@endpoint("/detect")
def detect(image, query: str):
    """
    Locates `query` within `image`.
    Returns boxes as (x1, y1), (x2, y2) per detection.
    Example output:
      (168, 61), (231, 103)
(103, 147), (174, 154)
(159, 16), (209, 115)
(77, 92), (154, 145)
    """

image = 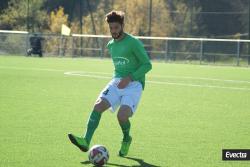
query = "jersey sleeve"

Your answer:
(130, 39), (152, 81)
